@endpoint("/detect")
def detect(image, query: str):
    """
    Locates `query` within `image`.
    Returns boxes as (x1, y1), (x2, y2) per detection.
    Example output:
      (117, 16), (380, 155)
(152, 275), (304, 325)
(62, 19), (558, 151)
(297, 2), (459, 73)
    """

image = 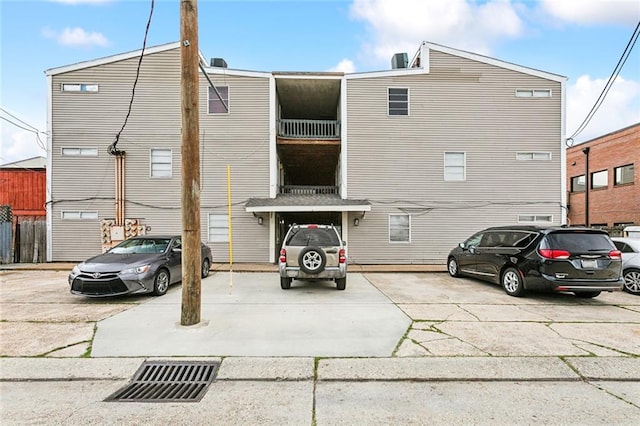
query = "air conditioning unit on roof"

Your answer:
(391, 53), (408, 69)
